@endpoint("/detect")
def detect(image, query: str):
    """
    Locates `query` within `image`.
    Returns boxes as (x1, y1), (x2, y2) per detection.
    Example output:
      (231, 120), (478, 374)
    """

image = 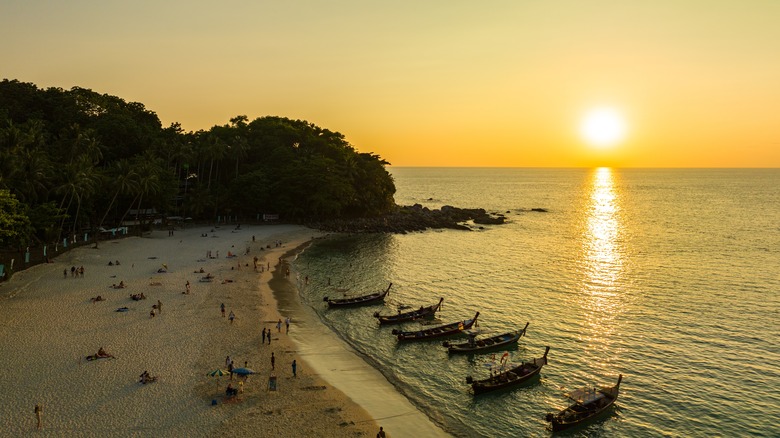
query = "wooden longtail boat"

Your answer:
(323, 283), (392, 307)
(545, 374), (623, 432)
(466, 346), (549, 395)
(393, 312), (479, 341)
(374, 298), (444, 325)
(443, 322), (529, 354)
